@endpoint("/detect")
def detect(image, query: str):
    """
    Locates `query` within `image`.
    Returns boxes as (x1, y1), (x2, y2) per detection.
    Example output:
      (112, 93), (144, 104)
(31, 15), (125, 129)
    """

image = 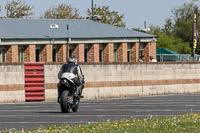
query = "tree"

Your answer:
(151, 0), (200, 54)
(42, 3), (83, 19)
(162, 18), (174, 35)
(149, 25), (162, 35)
(171, 0), (198, 42)
(167, 0), (200, 54)
(87, 4), (126, 28)
(5, 0), (34, 18)
(171, 0), (200, 54)
(149, 25), (191, 54)
(156, 32), (191, 54)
